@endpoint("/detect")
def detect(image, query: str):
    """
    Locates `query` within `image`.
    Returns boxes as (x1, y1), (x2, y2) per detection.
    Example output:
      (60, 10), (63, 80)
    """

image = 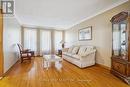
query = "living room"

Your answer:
(0, 0), (130, 87)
